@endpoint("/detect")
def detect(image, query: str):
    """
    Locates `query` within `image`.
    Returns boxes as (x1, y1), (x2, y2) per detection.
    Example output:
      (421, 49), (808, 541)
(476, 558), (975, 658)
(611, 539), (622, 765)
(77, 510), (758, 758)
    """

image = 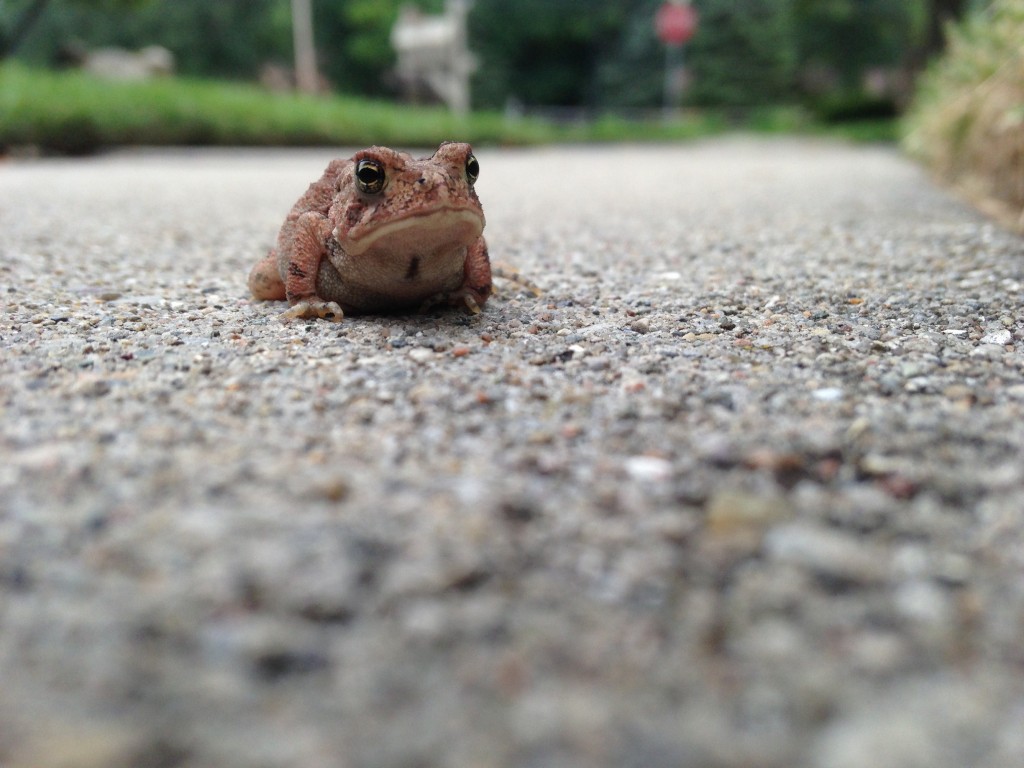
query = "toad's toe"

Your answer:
(281, 300), (345, 322)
